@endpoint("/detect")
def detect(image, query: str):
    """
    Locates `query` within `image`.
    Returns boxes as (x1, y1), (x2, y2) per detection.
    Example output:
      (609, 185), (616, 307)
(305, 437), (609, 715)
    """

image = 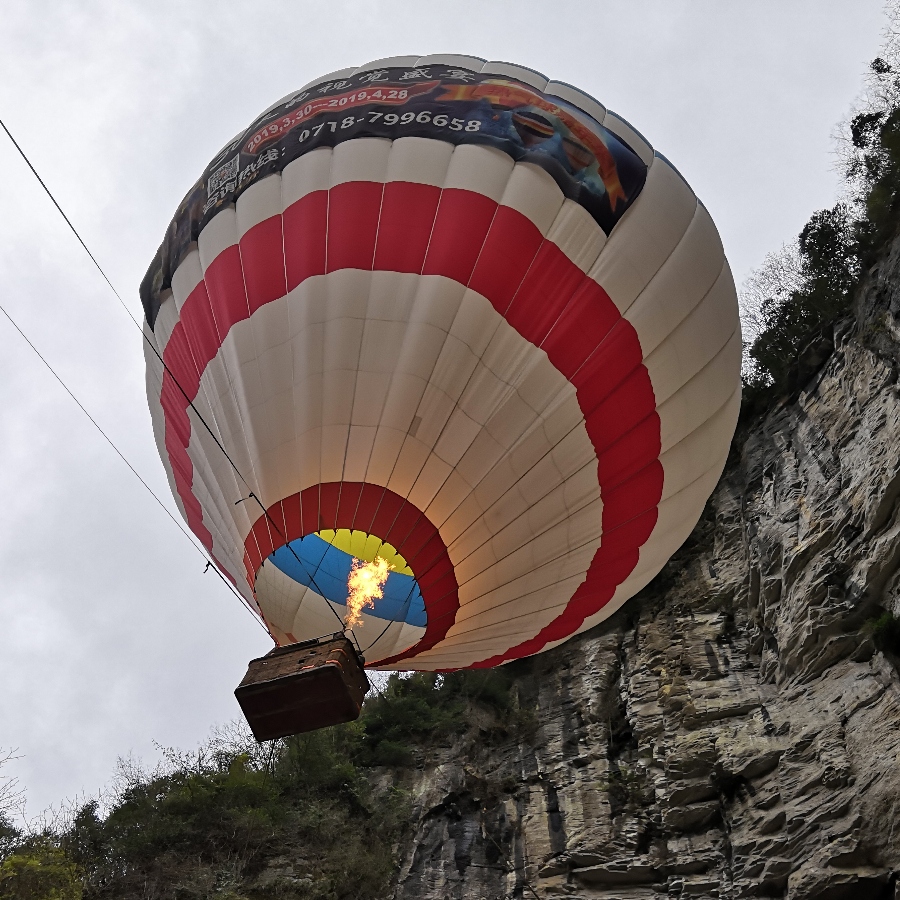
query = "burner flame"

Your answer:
(345, 557), (391, 628)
